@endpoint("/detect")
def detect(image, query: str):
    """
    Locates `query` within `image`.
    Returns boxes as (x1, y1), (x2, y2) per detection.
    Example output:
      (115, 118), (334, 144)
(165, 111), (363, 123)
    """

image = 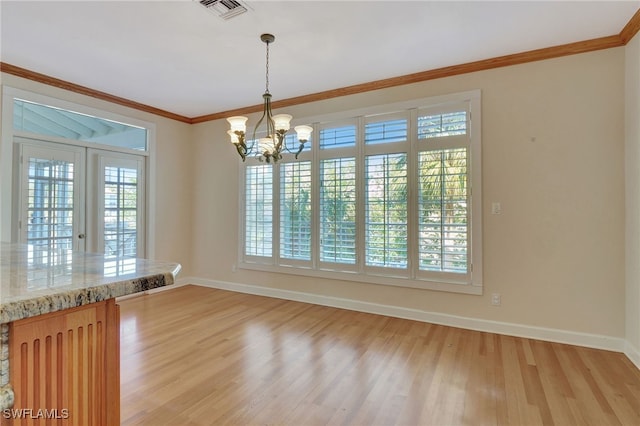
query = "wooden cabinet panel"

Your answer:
(6, 300), (119, 425)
